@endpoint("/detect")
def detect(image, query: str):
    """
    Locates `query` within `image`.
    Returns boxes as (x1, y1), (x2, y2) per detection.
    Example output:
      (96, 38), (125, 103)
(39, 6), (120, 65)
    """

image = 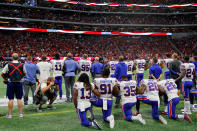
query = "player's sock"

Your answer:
(184, 100), (191, 114)
(164, 106), (168, 113)
(88, 107), (94, 121)
(106, 115), (115, 128)
(176, 114), (184, 119)
(190, 104), (193, 110)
